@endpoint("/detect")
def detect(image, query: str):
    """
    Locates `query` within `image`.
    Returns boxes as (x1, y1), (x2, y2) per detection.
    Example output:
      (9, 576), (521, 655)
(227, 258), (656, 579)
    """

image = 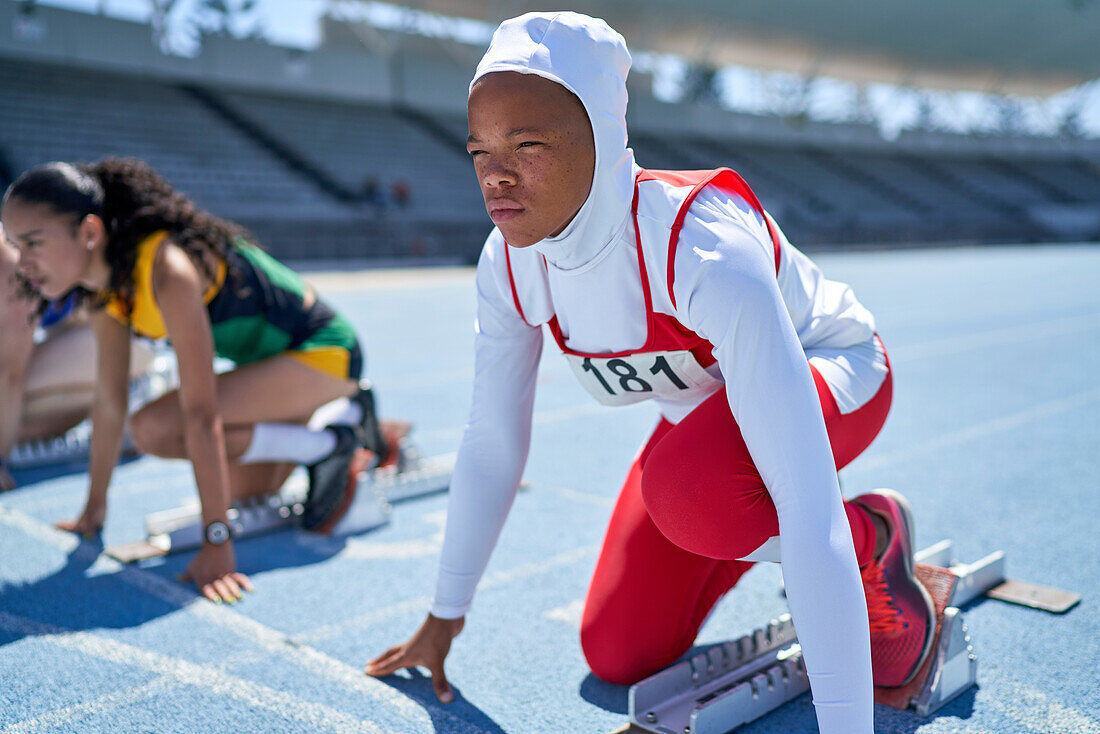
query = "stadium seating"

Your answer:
(2, 56), (1097, 260)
